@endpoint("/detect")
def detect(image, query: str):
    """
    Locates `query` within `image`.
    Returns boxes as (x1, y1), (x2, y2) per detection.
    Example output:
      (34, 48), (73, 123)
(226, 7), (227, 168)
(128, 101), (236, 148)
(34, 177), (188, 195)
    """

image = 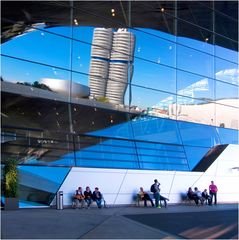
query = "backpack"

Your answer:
(150, 184), (156, 193)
